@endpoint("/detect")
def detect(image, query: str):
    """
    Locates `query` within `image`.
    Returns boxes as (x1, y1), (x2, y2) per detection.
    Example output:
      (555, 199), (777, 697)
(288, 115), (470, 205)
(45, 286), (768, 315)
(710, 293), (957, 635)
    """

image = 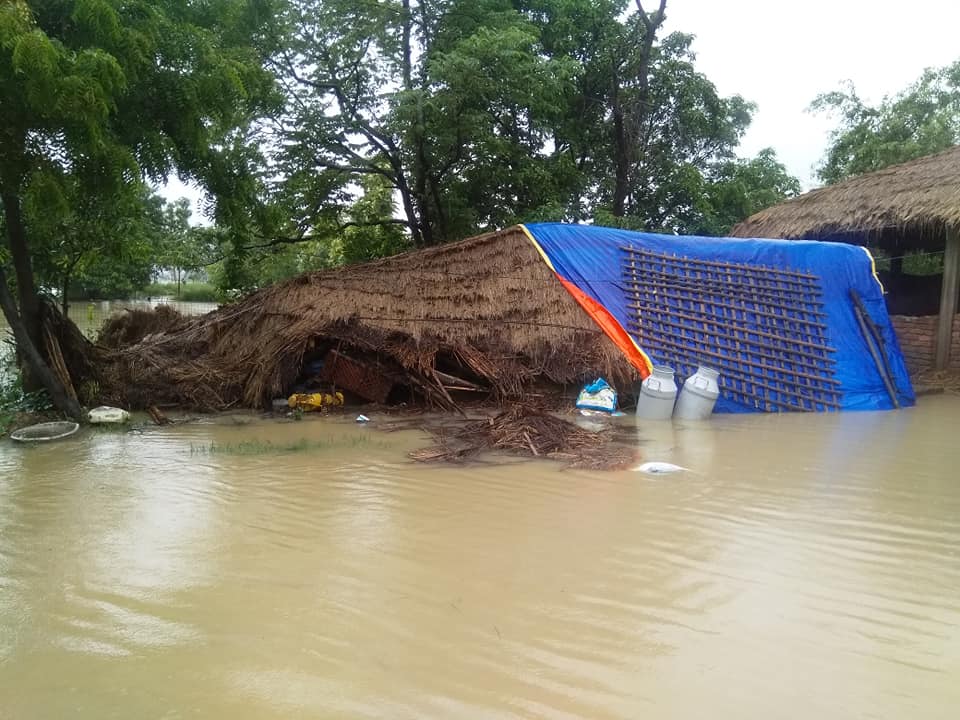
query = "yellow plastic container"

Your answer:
(287, 392), (344, 411)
